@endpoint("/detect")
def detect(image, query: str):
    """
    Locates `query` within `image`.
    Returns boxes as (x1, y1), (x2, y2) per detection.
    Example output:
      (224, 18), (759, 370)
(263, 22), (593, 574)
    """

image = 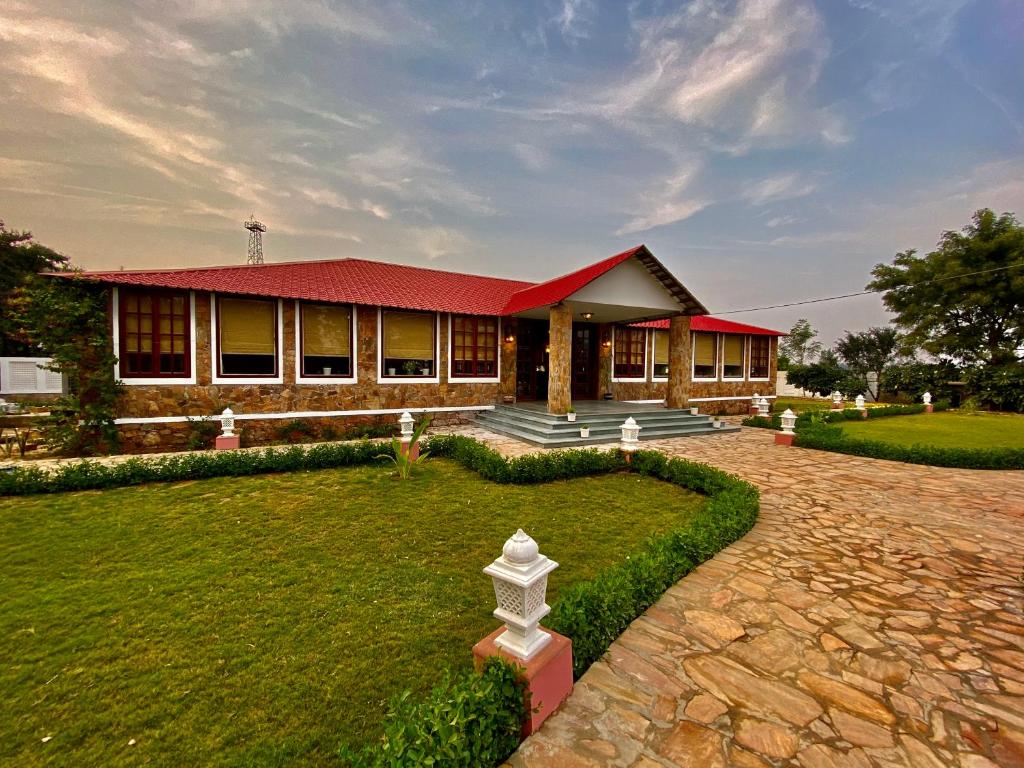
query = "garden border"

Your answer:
(0, 436), (759, 767)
